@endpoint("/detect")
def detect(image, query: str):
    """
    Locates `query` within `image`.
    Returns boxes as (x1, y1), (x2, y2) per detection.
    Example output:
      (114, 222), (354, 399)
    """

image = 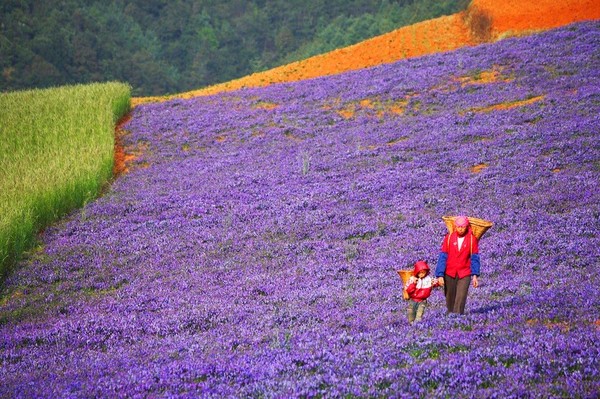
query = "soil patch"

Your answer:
(475, 0), (600, 38)
(113, 114), (135, 176)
